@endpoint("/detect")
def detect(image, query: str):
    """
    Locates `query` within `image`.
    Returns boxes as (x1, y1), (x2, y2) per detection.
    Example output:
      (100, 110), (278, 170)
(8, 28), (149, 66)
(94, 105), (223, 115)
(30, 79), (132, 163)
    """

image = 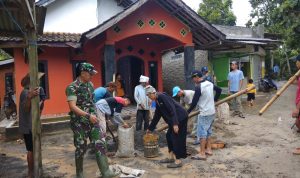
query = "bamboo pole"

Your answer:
(259, 70), (300, 116)
(26, 2), (43, 177)
(156, 85), (255, 132)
